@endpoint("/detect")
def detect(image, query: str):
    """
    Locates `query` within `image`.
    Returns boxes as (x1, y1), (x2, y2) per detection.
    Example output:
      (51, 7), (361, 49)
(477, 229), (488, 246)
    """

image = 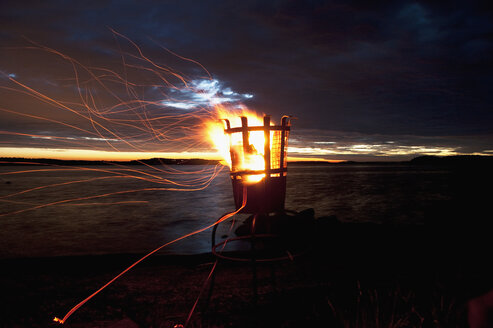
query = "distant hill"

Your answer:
(1, 155), (492, 166)
(291, 155), (493, 166)
(0, 157), (220, 166)
(129, 158), (220, 166)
